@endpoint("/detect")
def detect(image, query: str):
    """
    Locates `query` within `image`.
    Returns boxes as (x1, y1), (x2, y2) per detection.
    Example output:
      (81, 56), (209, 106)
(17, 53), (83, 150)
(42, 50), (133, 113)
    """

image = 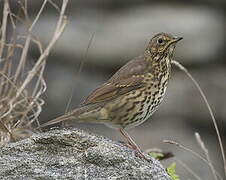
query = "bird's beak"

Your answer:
(173, 36), (183, 43)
